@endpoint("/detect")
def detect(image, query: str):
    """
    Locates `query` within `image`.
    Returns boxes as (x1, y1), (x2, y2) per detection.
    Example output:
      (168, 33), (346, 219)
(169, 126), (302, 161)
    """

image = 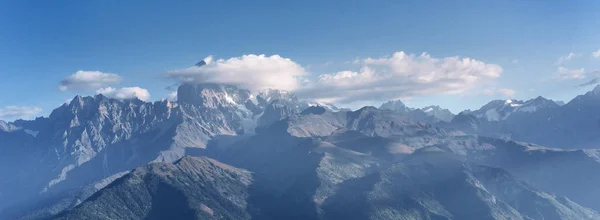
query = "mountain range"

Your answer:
(2, 82), (600, 219)
(447, 85), (600, 149)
